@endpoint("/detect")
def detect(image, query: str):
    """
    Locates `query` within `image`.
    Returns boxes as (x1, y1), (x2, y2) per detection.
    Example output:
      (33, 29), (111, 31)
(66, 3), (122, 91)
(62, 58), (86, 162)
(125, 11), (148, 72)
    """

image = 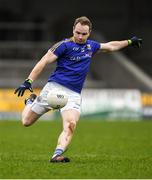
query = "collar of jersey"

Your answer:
(70, 37), (87, 45)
